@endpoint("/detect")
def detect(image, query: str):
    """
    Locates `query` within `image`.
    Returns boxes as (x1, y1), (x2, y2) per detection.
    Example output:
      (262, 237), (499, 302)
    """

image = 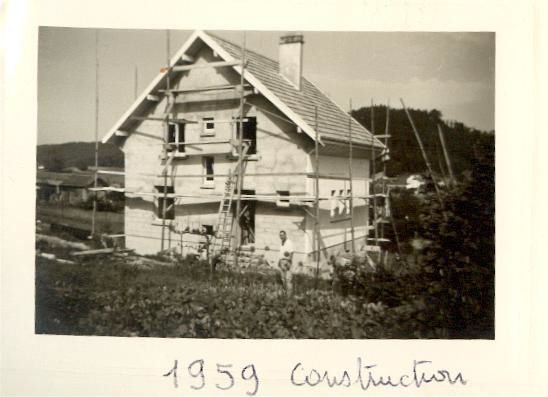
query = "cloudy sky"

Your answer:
(38, 28), (495, 145)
